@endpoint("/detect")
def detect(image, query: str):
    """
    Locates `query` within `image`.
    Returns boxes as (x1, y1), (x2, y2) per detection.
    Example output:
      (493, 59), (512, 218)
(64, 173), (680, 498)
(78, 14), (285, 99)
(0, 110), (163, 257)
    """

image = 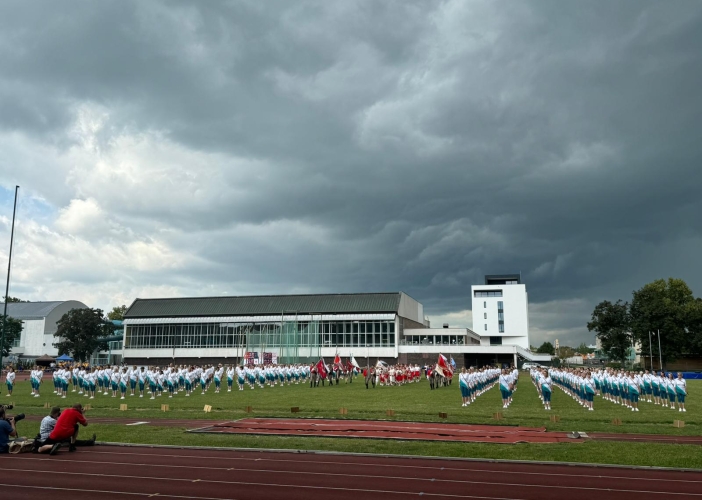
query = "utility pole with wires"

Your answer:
(1, 186), (19, 370)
